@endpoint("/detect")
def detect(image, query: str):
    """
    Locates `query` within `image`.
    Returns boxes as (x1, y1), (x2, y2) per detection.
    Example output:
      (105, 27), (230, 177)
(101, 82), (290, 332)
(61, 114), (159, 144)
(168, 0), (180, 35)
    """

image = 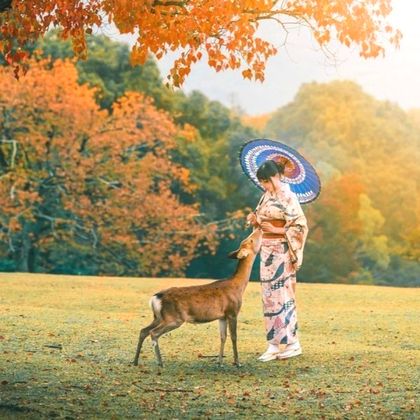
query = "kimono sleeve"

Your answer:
(282, 188), (309, 271)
